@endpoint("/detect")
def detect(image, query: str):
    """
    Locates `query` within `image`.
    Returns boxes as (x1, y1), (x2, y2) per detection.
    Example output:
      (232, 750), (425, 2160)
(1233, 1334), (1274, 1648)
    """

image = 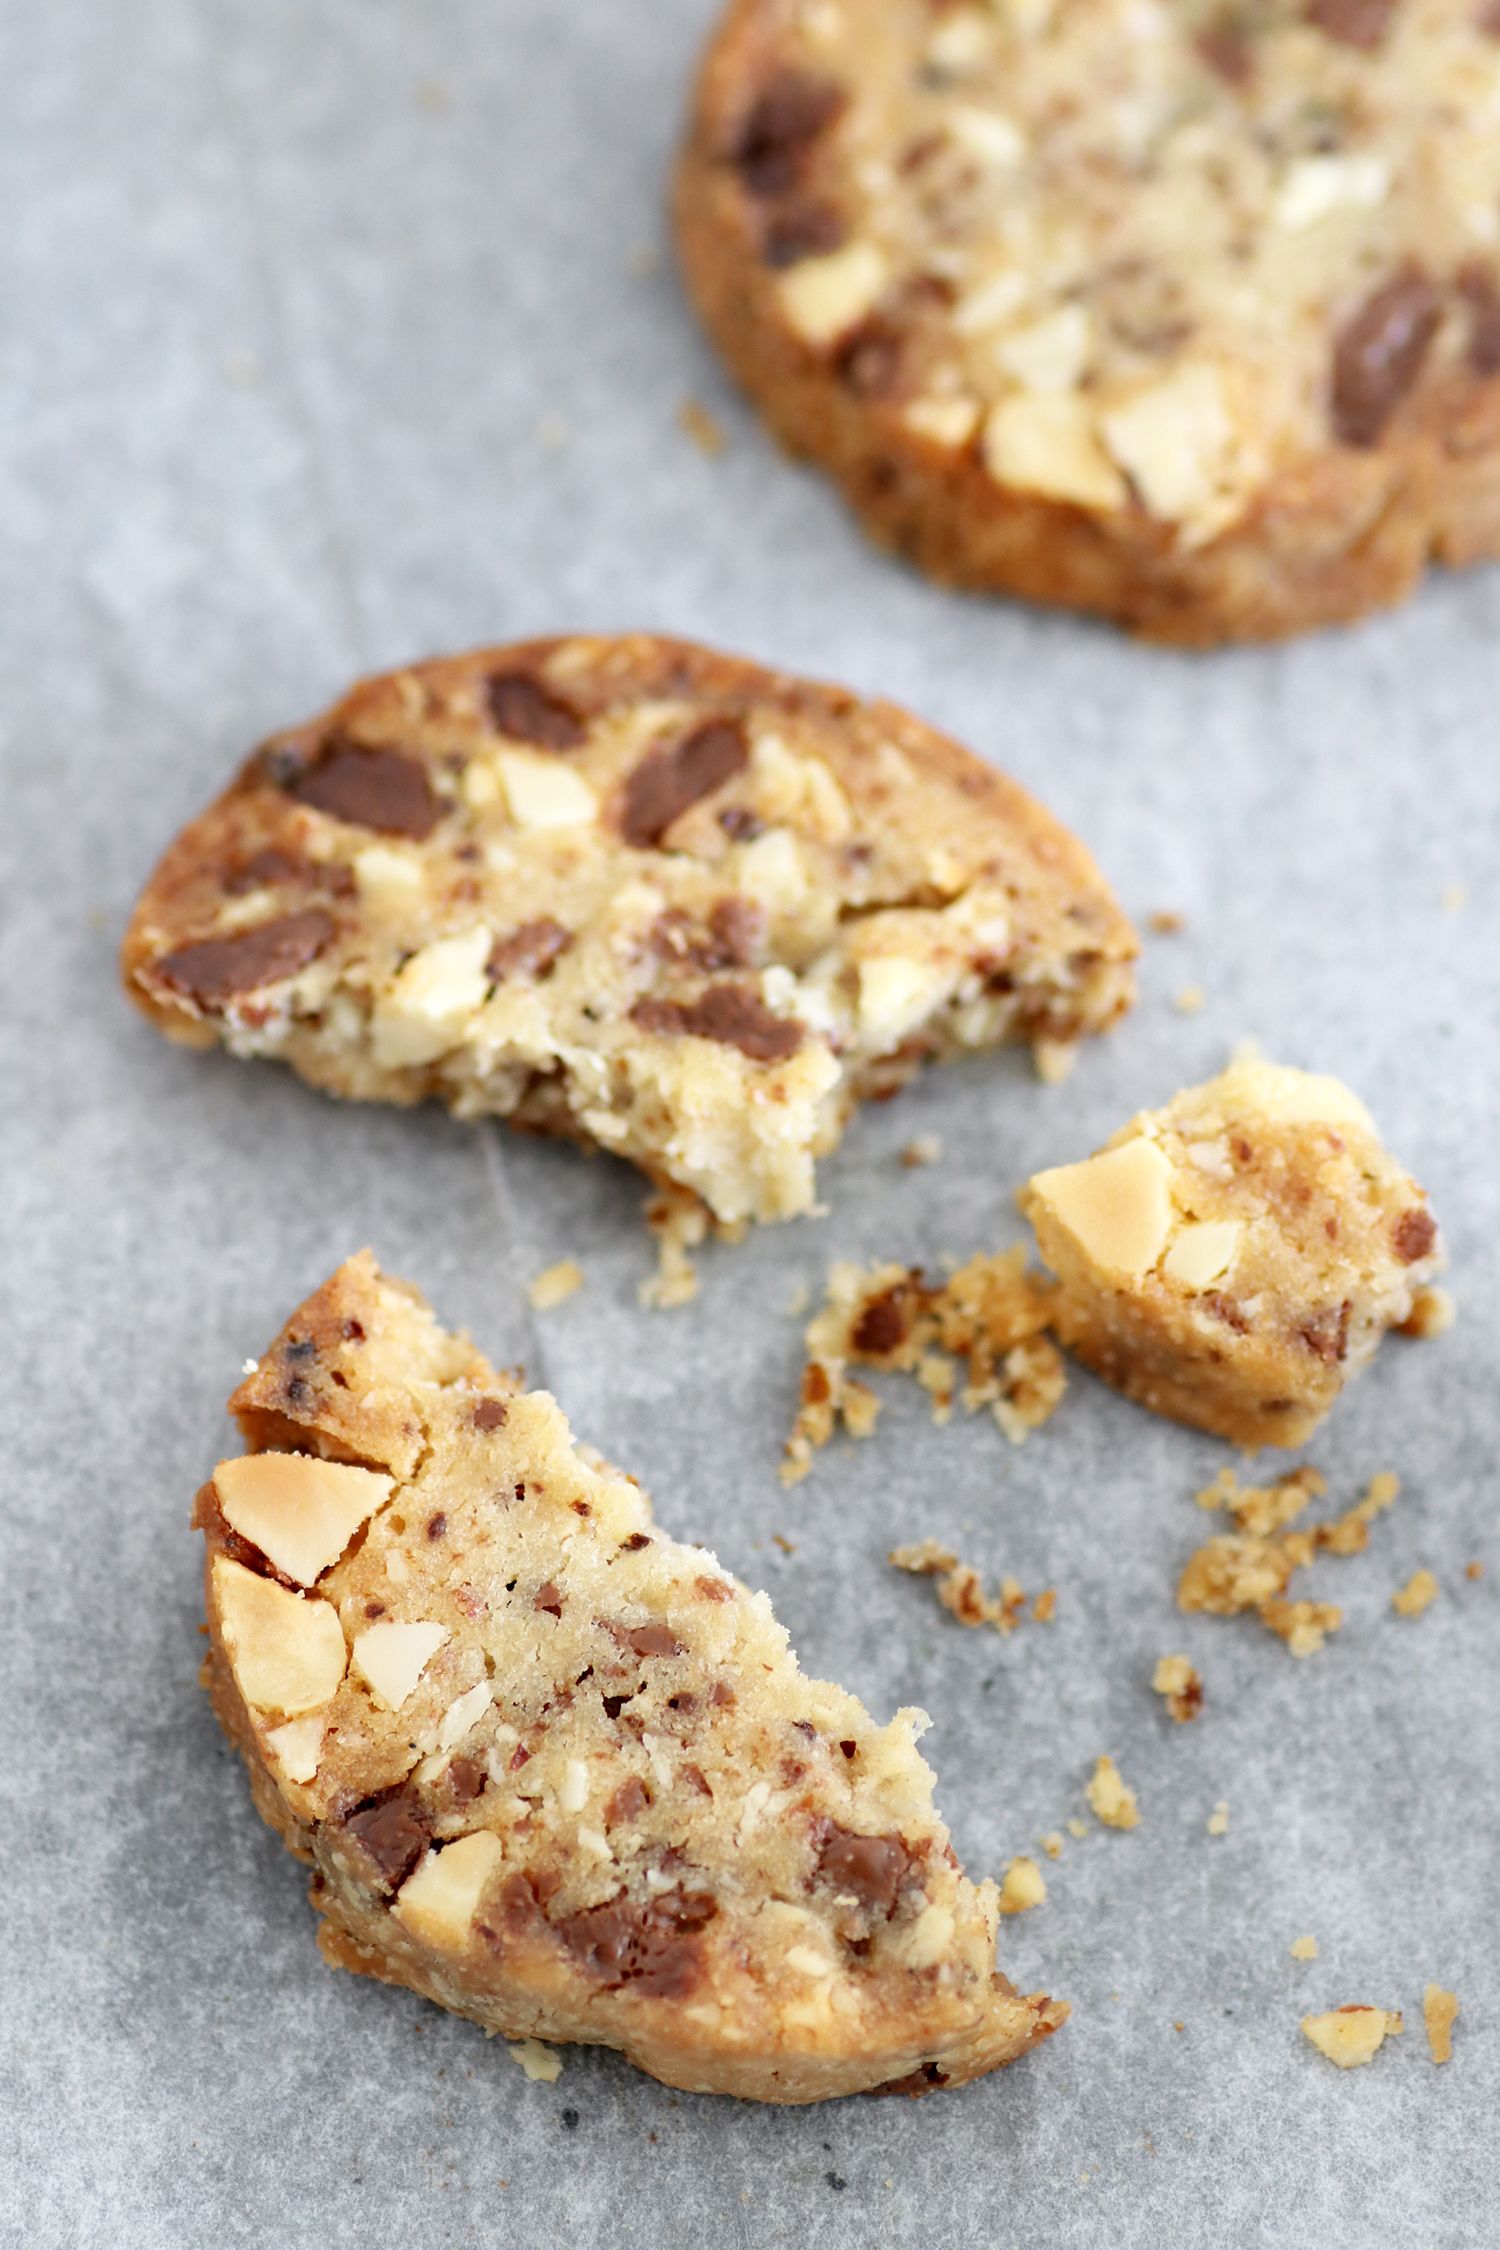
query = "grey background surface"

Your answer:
(2, 2), (1497, 2244)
